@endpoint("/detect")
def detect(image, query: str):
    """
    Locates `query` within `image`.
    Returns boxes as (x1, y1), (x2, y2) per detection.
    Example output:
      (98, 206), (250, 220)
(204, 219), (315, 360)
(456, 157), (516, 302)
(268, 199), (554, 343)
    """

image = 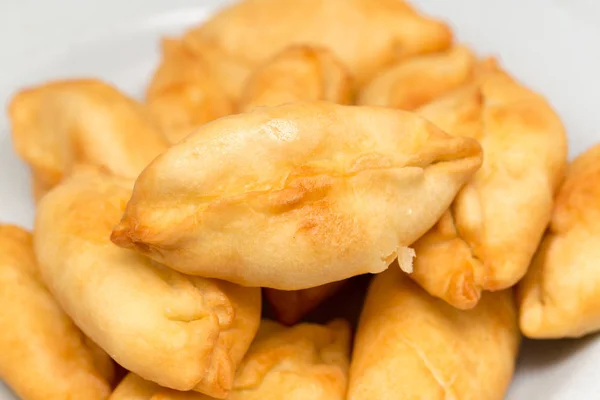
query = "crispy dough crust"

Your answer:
(0, 225), (114, 400)
(34, 168), (261, 398)
(111, 319), (350, 400)
(518, 143), (600, 338)
(8, 79), (168, 190)
(348, 266), (519, 400)
(410, 61), (568, 309)
(111, 102), (482, 289)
